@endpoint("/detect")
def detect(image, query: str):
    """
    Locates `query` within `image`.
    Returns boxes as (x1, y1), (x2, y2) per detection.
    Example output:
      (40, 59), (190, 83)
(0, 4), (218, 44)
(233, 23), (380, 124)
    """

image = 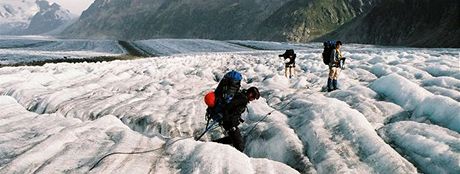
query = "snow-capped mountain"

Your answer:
(22, 1), (74, 34)
(0, 0), (74, 35)
(0, 0), (39, 34)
